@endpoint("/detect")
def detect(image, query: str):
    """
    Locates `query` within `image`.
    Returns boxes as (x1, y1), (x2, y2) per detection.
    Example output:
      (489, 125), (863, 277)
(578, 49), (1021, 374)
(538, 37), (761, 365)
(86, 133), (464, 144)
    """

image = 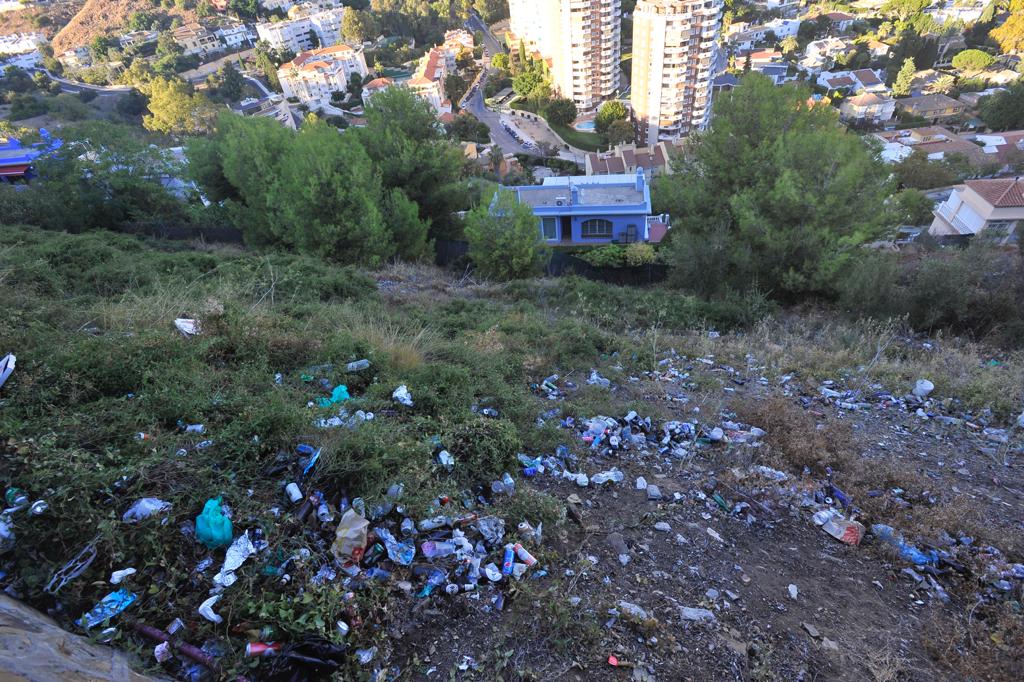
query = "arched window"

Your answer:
(581, 218), (613, 238)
